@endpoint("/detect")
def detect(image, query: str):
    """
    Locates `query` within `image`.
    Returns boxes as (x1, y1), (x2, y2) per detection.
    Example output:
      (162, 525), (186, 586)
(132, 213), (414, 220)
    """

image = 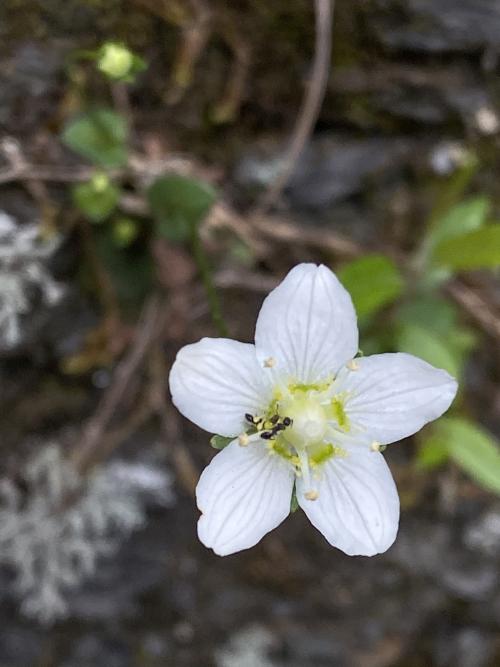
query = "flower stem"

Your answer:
(191, 230), (228, 336)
